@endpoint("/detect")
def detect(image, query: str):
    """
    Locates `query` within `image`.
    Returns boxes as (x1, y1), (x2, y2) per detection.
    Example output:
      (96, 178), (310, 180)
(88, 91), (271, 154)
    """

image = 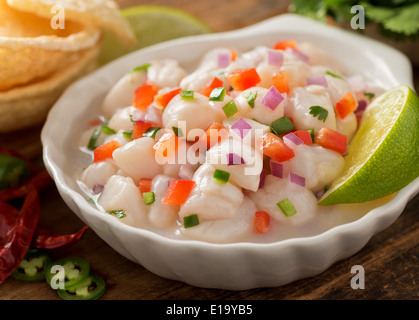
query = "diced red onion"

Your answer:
(231, 117), (252, 139)
(290, 172), (305, 187)
(261, 86), (284, 110)
(92, 184), (104, 194)
(145, 105), (162, 126)
(286, 48), (309, 64)
(227, 153), (245, 166)
(355, 100), (367, 113)
(258, 169), (266, 189)
(270, 161), (283, 179)
(306, 75), (328, 87)
(283, 132), (303, 146)
(268, 50), (283, 66)
(132, 109), (146, 122)
(178, 165), (195, 180)
(218, 52), (231, 68)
